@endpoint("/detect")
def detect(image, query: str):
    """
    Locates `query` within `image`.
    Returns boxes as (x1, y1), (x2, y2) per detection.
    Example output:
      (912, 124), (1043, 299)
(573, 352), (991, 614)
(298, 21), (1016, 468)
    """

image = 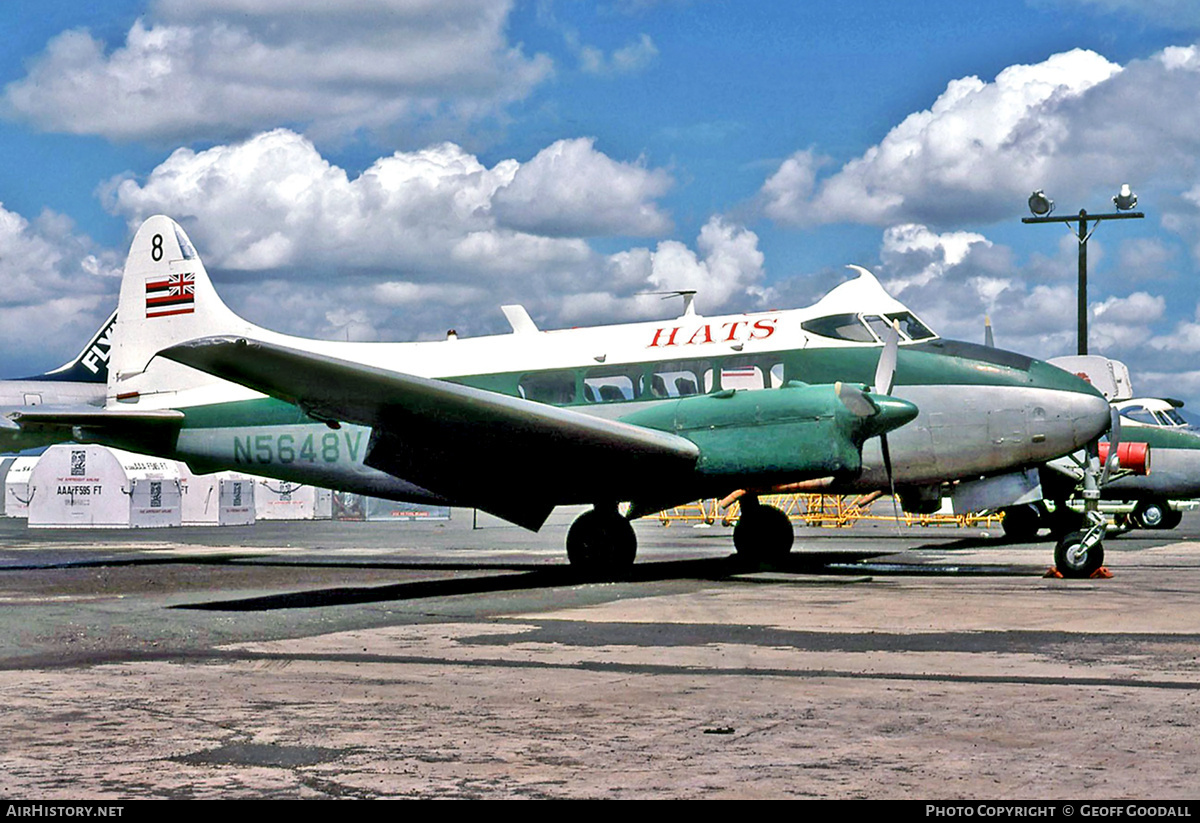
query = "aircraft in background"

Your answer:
(6, 216), (1113, 575)
(1047, 356), (1200, 533)
(0, 311), (117, 452)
